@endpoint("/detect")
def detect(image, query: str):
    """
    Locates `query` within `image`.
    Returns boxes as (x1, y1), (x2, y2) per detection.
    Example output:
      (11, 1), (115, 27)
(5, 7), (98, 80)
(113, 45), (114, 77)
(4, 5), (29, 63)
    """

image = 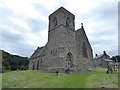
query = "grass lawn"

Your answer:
(0, 74), (2, 89)
(2, 67), (119, 88)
